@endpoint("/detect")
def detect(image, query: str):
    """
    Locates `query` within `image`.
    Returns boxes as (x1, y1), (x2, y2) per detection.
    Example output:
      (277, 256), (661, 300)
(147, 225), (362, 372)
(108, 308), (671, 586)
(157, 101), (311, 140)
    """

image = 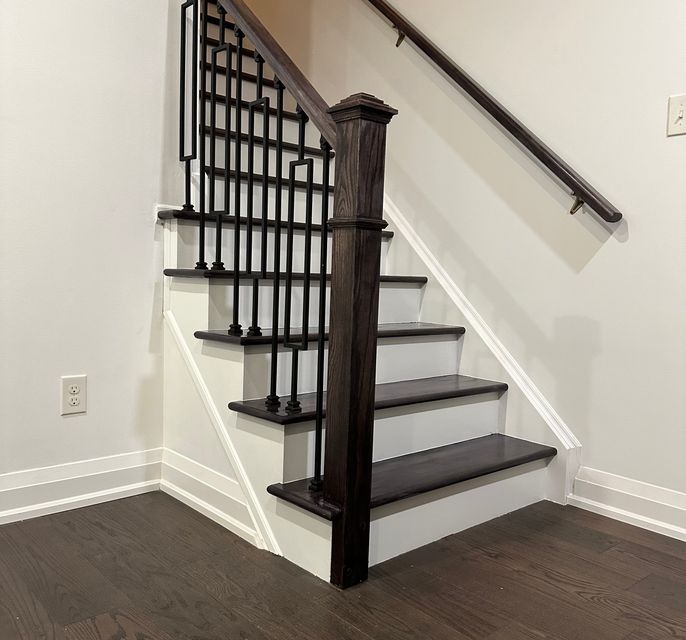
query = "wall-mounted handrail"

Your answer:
(217, 0), (337, 149)
(364, 0), (622, 224)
